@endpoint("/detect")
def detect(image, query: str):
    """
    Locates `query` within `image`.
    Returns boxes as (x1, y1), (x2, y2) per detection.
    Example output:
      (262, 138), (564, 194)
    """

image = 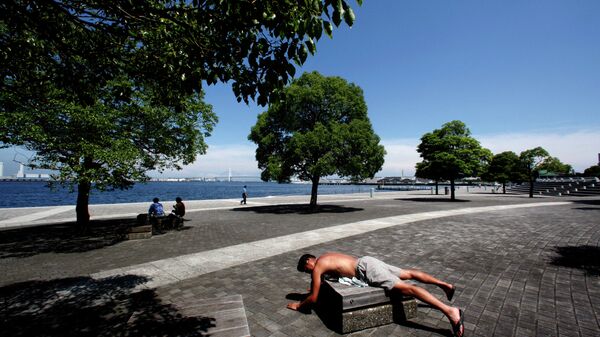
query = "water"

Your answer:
(0, 181), (379, 208)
